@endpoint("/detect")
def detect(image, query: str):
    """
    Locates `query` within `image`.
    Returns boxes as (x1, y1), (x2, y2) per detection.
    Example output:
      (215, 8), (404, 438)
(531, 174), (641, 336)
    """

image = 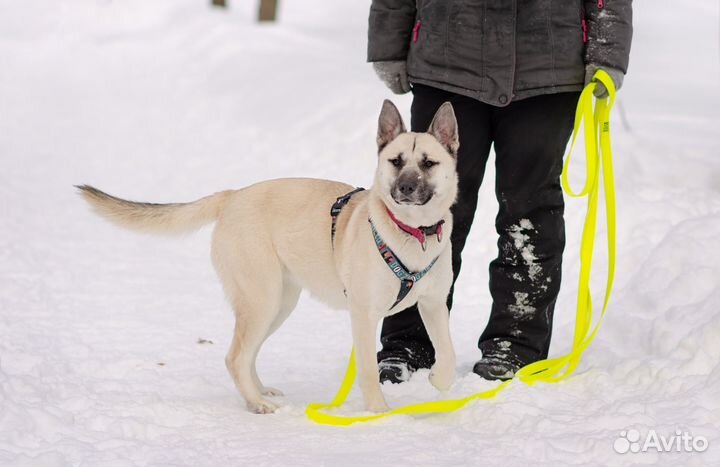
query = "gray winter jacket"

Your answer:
(367, 0), (633, 106)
